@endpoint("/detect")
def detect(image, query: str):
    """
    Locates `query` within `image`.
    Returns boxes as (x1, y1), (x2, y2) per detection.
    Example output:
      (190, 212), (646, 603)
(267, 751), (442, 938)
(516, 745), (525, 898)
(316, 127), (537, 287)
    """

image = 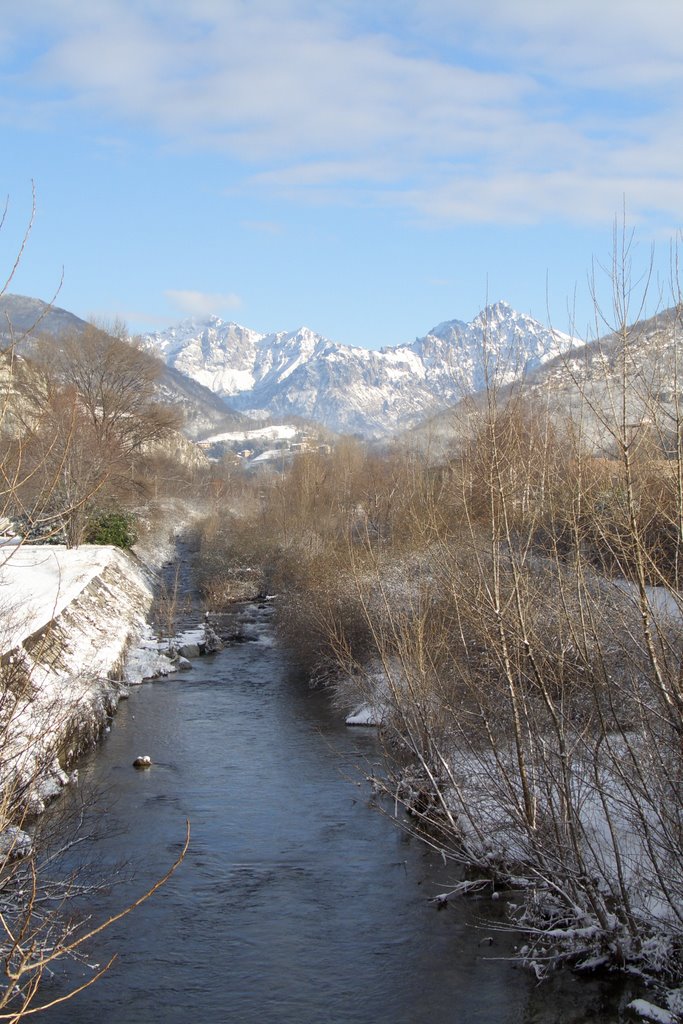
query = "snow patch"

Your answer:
(346, 704), (383, 726)
(201, 423), (299, 444)
(0, 543), (154, 813)
(0, 544), (130, 654)
(628, 999), (678, 1024)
